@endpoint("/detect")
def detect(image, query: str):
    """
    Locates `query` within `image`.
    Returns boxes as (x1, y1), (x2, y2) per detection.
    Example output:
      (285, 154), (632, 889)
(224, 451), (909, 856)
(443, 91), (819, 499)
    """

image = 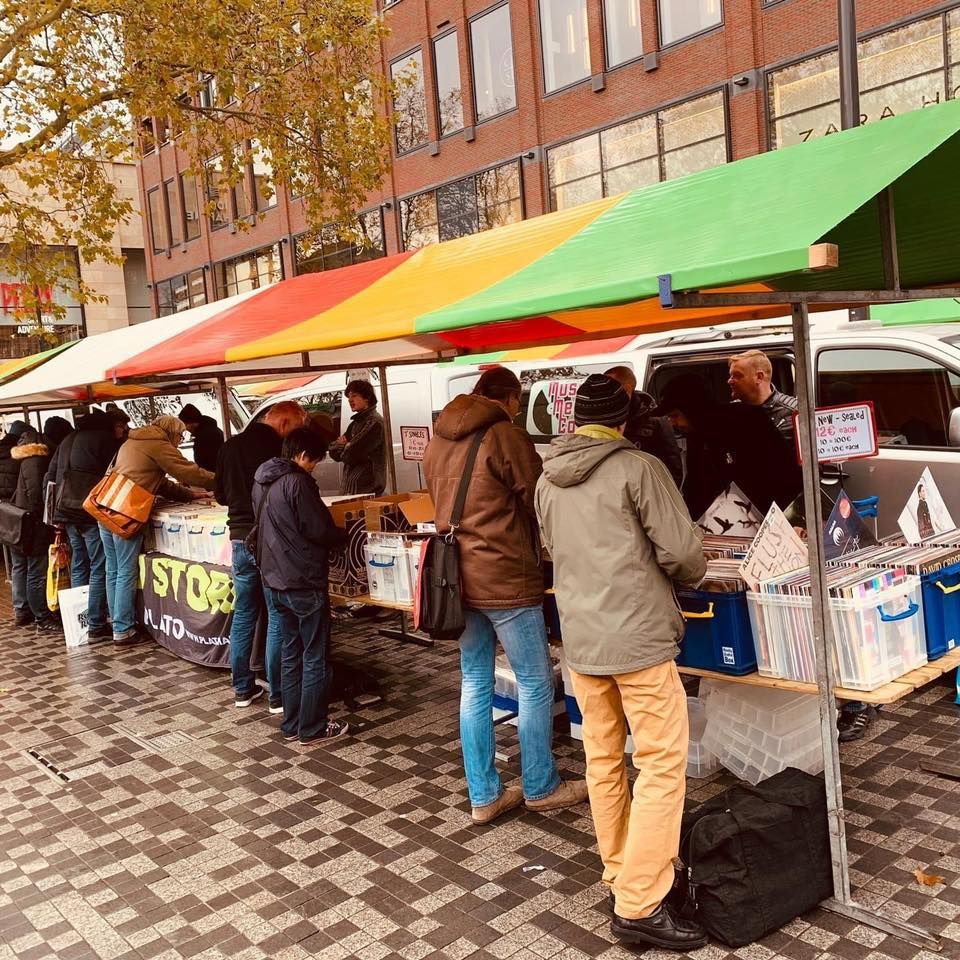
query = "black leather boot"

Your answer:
(612, 903), (708, 951)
